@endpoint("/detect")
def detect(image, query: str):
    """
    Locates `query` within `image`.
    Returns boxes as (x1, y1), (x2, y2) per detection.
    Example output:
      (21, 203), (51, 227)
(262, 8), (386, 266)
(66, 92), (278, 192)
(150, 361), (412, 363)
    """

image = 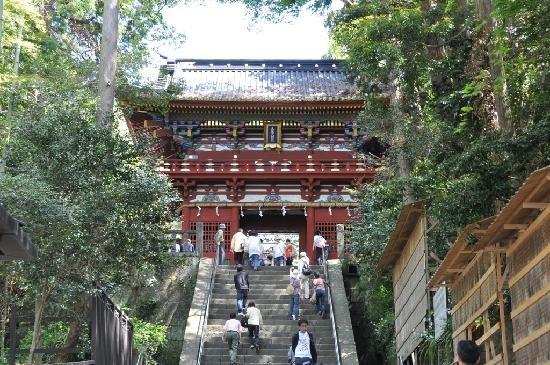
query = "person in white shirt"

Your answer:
(243, 231), (250, 267)
(298, 252), (311, 299)
(230, 228), (247, 265)
(246, 231), (262, 271)
(290, 319), (318, 364)
(273, 239), (286, 266)
(173, 238), (182, 253)
(246, 302), (263, 352)
(223, 312), (243, 365)
(313, 231), (327, 265)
